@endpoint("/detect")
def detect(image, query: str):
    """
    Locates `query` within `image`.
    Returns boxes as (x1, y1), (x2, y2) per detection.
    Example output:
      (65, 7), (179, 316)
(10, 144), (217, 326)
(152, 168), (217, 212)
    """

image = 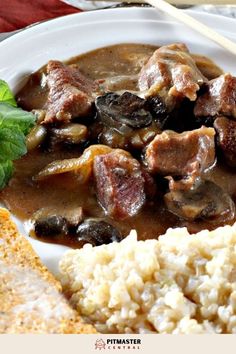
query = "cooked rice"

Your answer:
(59, 225), (236, 334)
